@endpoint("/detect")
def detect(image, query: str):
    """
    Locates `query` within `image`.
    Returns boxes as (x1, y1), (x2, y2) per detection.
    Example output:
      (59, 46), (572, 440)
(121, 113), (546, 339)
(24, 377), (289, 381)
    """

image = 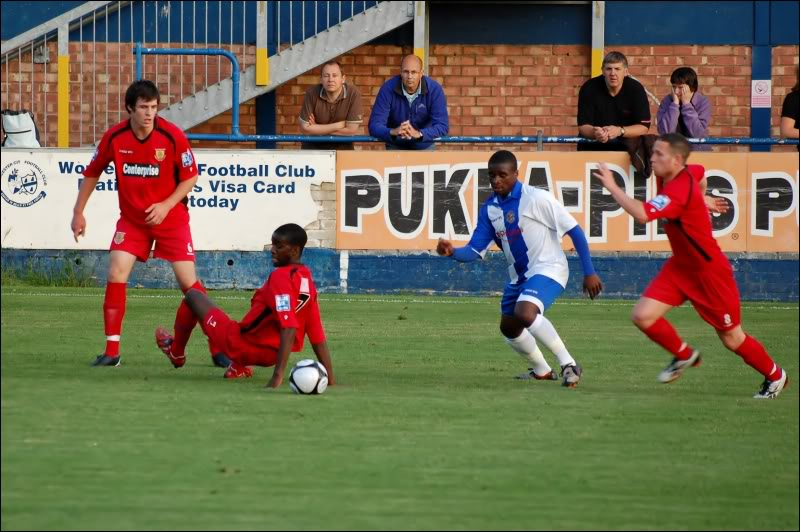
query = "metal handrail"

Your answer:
(134, 44), (241, 136)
